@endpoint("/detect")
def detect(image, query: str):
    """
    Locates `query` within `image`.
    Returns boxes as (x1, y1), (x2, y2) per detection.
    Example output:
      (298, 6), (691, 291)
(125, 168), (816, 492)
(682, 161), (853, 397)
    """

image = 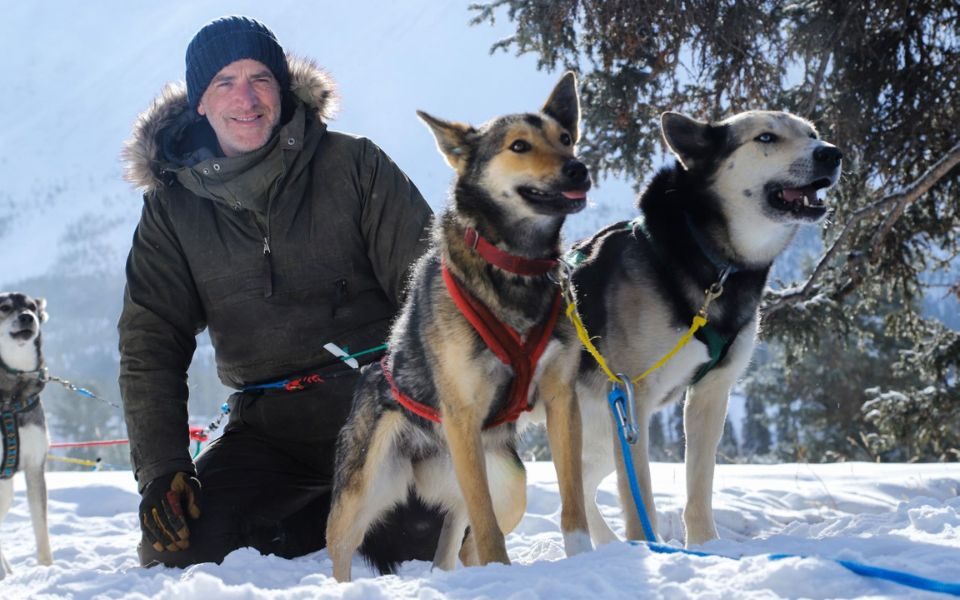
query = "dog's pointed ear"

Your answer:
(36, 297), (48, 323)
(542, 71), (581, 142)
(417, 110), (474, 174)
(661, 112), (726, 170)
